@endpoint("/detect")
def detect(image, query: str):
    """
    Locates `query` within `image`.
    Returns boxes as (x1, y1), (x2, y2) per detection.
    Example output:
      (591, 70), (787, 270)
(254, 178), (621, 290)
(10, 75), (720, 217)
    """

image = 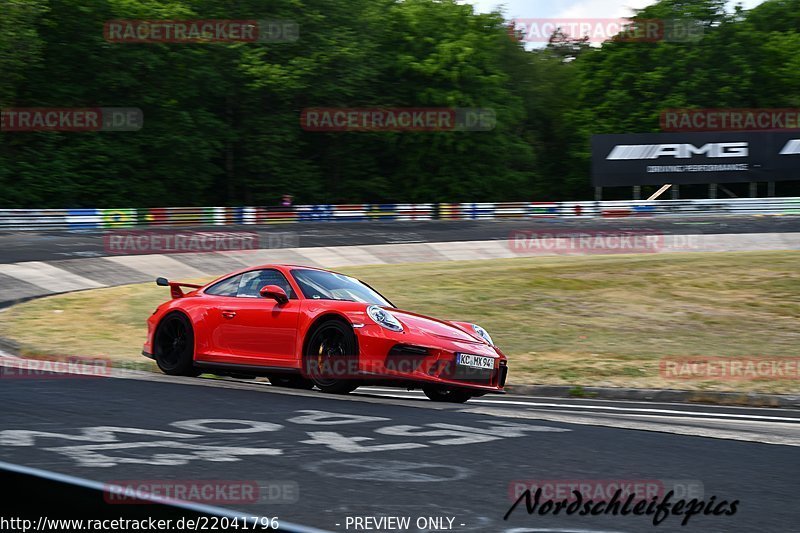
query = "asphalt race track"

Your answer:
(0, 367), (797, 533)
(2, 215), (800, 263)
